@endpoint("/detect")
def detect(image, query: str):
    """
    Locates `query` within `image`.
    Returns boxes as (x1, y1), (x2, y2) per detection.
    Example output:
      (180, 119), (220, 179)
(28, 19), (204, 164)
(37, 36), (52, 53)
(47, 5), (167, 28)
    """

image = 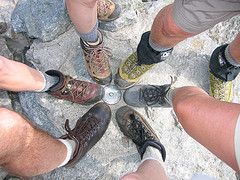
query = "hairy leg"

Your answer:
(65, 0), (97, 34)
(0, 56), (44, 91)
(121, 160), (167, 180)
(172, 86), (240, 174)
(150, 4), (198, 48)
(0, 108), (66, 177)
